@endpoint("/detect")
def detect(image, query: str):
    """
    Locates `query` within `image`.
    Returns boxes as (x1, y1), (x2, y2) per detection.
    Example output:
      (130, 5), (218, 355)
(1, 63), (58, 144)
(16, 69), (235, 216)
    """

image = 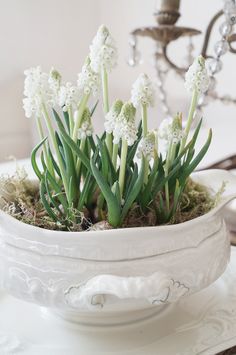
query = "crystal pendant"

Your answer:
(208, 58), (223, 75)
(127, 49), (142, 67)
(208, 76), (217, 92)
(127, 35), (142, 67)
(224, 0), (236, 15)
(214, 40), (229, 56)
(219, 22), (232, 37)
